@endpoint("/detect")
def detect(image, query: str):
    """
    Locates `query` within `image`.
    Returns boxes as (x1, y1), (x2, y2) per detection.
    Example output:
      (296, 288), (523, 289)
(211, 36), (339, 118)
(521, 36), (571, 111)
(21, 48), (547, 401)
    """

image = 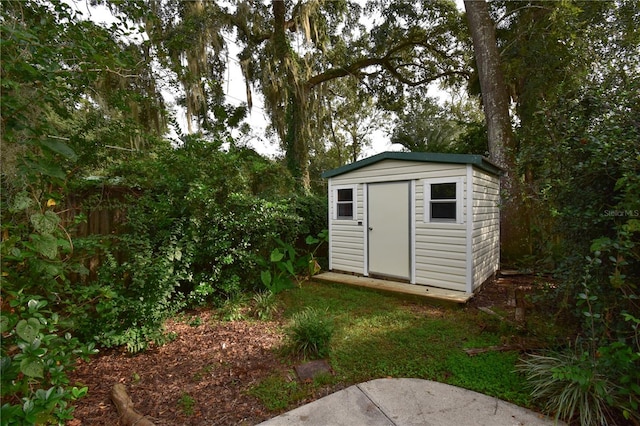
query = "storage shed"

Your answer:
(321, 152), (502, 295)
